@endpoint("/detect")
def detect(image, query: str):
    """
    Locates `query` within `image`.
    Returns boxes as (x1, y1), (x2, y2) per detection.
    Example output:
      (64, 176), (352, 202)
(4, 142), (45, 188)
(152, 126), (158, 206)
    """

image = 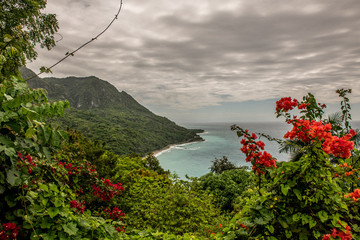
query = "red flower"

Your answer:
(276, 97), (298, 112)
